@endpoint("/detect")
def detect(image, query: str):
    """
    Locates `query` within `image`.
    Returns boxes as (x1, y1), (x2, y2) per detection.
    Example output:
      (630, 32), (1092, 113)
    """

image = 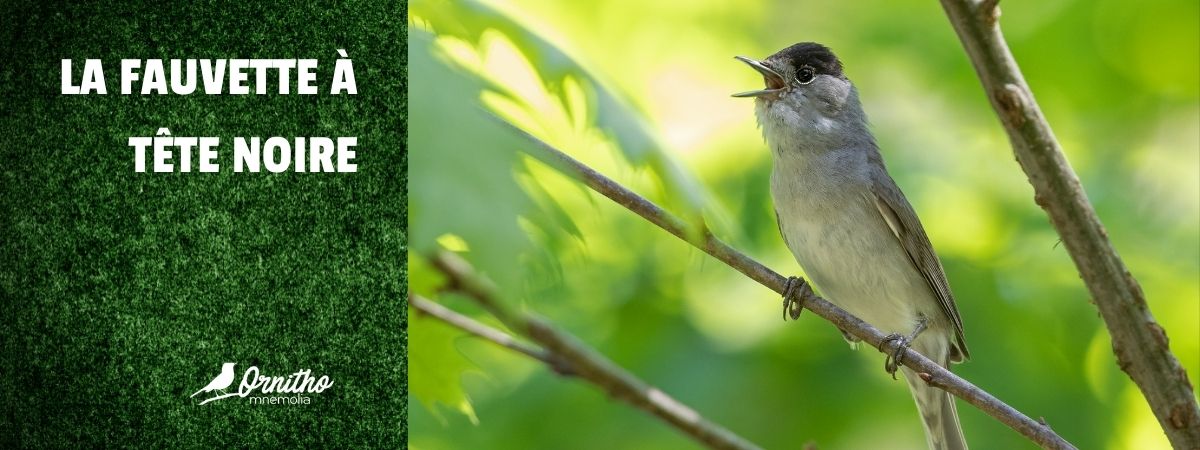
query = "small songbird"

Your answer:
(191, 362), (237, 398)
(734, 43), (970, 450)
